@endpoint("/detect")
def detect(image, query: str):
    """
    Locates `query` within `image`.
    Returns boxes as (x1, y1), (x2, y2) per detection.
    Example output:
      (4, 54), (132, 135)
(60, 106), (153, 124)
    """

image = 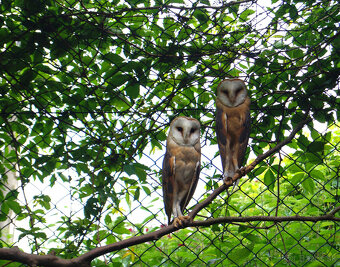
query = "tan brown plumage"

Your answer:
(216, 79), (251, 190)
(162, 116), (201, 227)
